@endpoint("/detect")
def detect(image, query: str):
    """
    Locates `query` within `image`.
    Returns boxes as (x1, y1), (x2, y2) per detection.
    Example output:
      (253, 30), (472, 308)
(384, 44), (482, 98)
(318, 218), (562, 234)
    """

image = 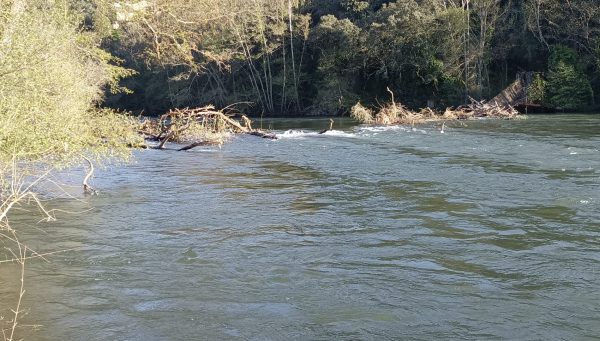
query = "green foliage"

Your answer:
(0, 0), (140, 171)
(528, 73), (546, 104)
(341, 0), (370, 18)
(549, 45), (580, 70)
(310, 15), (362, 113)
(0, 3), (141, 336)
(546, 62), (593, 110)
(100, 0), (600, 114)
(544, 46), (593, 109)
